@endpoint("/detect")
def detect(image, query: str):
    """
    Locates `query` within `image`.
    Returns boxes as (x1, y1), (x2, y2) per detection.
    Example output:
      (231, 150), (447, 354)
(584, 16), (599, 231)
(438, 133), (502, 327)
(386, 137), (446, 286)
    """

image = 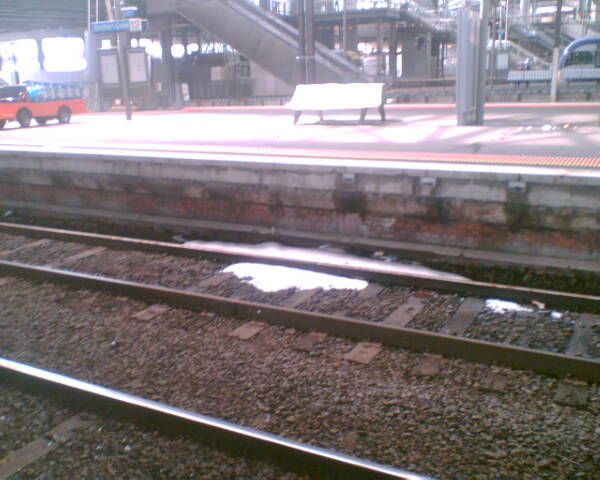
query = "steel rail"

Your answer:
(1, 261), (598, 382)
(0, 358), (430, 480)
(0, 222), (598, 312)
